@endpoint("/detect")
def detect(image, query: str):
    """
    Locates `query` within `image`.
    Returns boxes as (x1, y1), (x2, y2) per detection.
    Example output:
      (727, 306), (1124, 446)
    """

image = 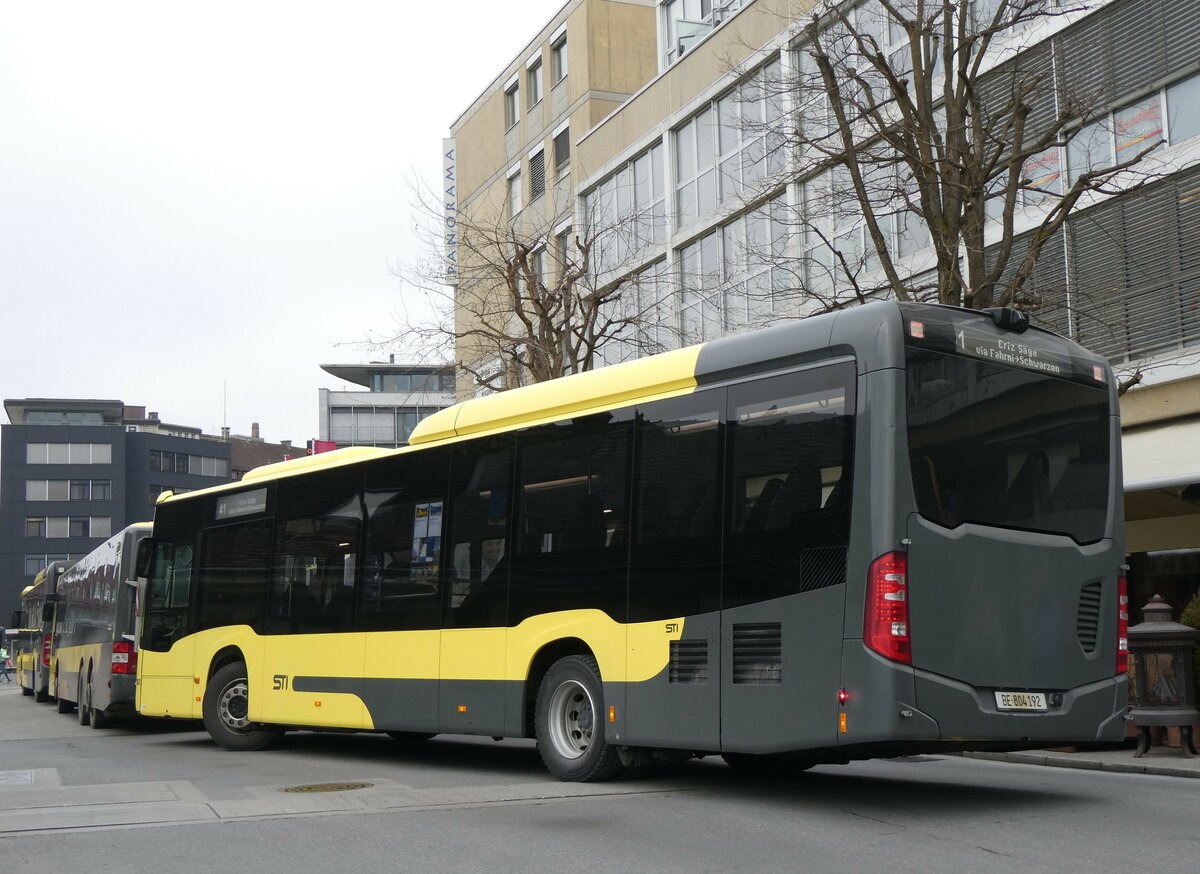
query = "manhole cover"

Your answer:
(281, 782), (374, 794)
